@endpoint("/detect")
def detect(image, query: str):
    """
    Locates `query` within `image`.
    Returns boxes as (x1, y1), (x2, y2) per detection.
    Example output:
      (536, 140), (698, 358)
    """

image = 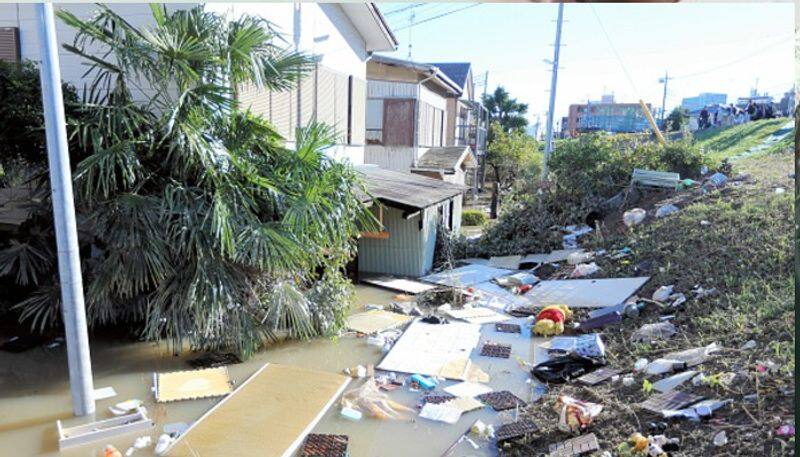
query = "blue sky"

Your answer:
(376, 2), (795, 130)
